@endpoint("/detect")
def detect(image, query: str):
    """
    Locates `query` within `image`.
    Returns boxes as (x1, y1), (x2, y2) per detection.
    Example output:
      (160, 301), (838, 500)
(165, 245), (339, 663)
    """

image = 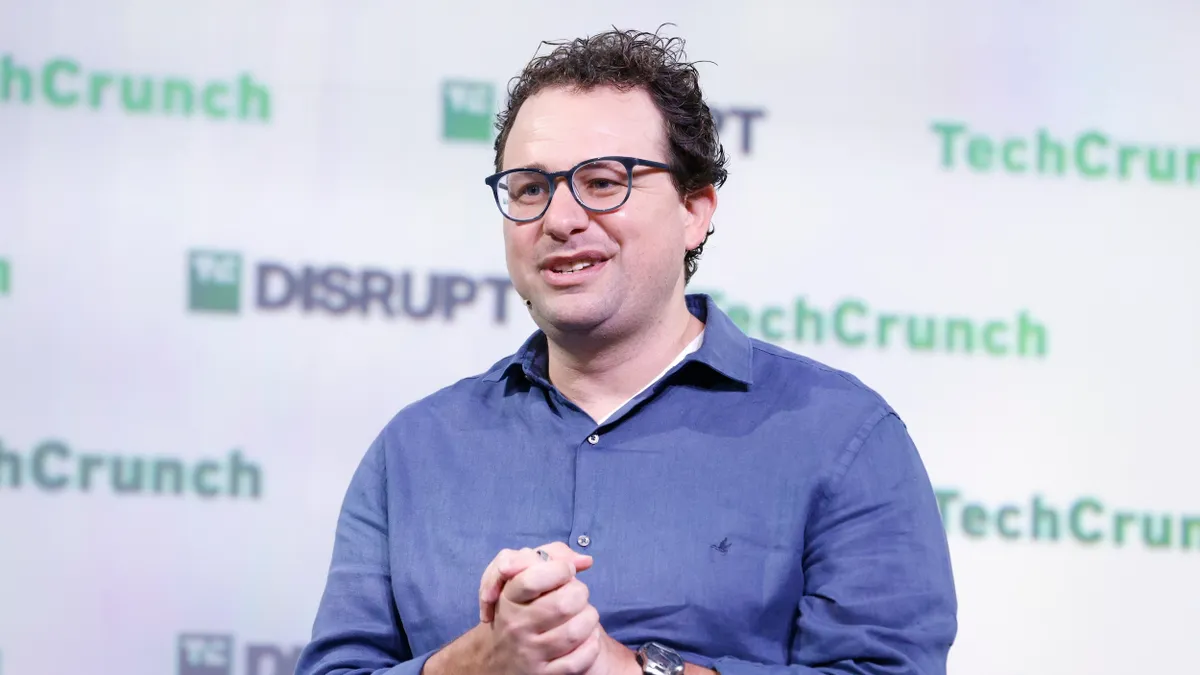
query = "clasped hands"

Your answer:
(475, 541), (636, 675)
